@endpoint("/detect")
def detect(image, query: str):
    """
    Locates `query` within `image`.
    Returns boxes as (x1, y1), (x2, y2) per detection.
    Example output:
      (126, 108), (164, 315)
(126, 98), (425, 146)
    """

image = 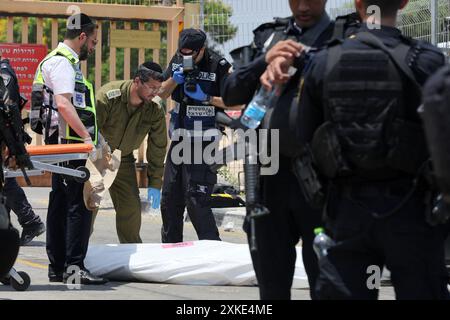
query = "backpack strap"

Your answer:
(355, 32), (421, 95)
